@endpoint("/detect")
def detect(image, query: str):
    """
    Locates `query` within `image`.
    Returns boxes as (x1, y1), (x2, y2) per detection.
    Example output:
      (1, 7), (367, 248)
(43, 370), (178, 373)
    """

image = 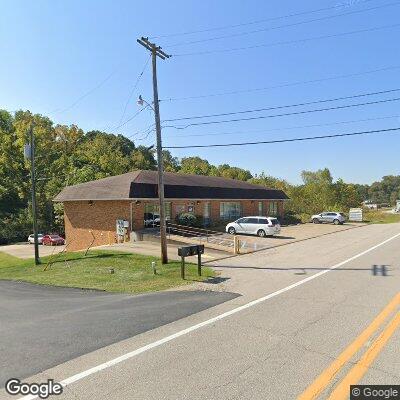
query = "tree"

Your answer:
(131, 145), (157, 170)
(217, 164), (252, 181)
(180, 157), (218, 176)
(162, 150), (180, 172)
